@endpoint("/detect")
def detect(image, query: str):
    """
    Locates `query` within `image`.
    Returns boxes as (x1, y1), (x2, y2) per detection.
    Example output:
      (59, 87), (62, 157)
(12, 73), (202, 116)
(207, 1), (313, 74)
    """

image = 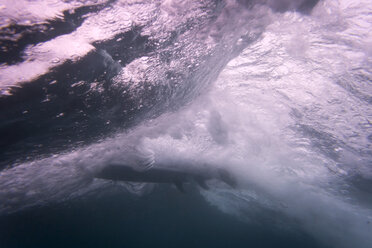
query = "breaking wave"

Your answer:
(0, 0), (371, 247)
